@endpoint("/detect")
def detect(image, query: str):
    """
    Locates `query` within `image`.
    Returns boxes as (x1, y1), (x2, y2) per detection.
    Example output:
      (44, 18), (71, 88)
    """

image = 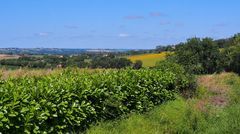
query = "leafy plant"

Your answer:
(0, 68), (193, 133)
